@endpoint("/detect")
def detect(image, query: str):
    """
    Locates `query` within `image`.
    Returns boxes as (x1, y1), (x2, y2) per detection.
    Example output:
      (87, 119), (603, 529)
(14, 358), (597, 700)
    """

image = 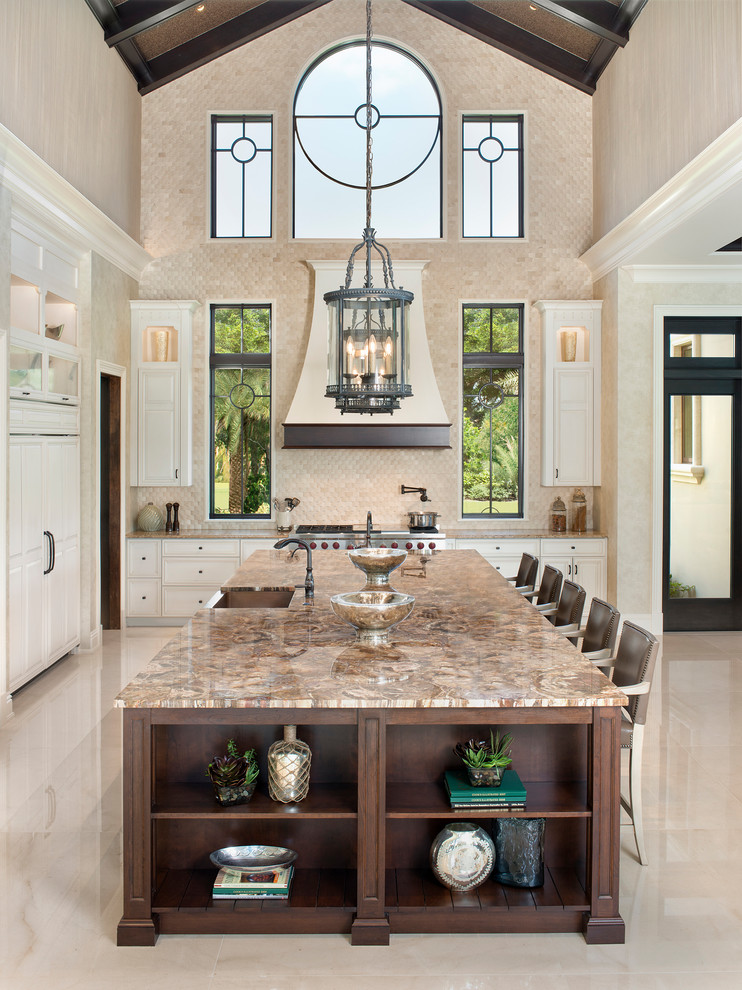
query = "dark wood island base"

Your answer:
(117, 703), (624, 946)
